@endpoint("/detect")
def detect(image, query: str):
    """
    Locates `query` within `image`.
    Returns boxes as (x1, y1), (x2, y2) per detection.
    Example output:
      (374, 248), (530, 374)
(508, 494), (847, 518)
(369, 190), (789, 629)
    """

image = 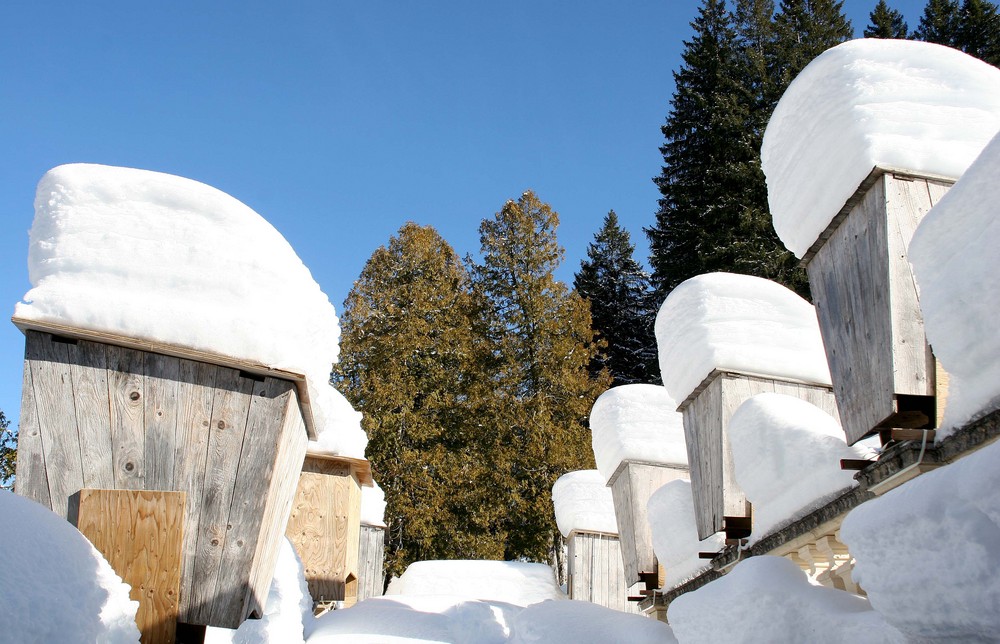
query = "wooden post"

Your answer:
(75, 489), (185, 644)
